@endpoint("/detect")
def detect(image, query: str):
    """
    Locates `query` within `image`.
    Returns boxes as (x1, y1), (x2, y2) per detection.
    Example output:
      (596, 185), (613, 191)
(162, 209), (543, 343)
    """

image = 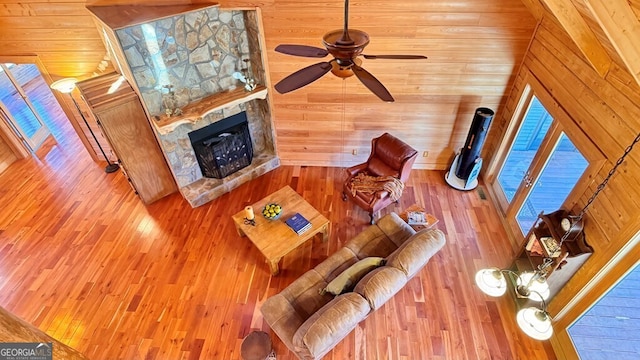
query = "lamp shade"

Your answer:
(517, 271), (550, 301)
(516, 307), (553, 340)
(475, 268), (507, 297)
(50, 78), (78, 94)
